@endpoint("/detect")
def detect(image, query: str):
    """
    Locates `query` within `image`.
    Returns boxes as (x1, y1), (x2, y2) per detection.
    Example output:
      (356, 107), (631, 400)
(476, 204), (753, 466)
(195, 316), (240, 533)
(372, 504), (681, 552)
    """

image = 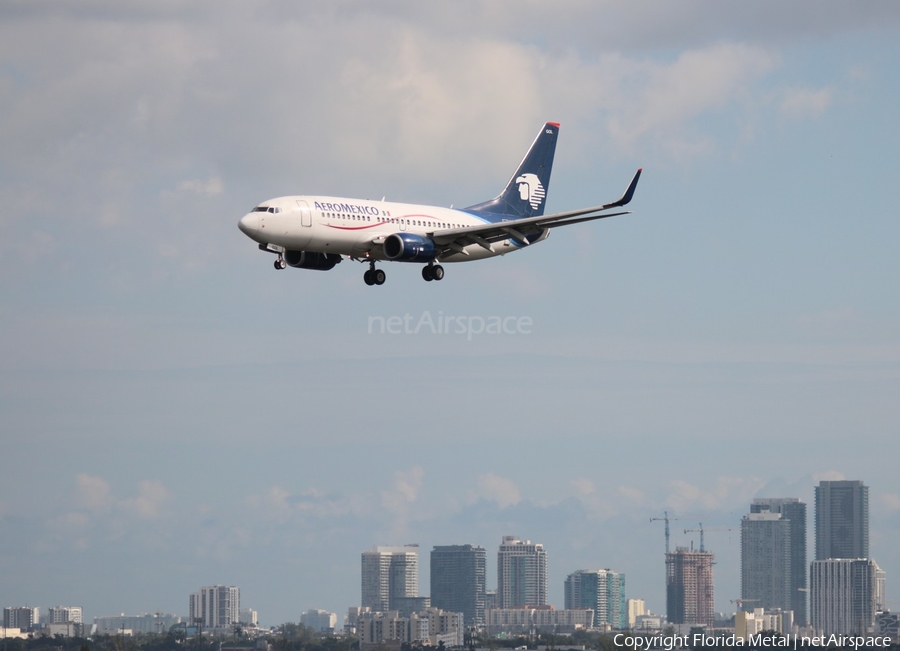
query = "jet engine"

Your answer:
(284, 251), (341, 270)
(383, 233), (437, 261)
